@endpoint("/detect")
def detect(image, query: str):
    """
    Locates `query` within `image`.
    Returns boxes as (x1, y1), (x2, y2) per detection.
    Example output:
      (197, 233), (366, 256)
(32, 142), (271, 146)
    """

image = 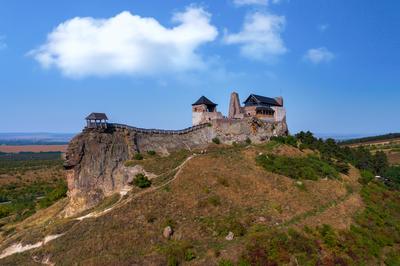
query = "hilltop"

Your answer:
(0, 133), (399, 265)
